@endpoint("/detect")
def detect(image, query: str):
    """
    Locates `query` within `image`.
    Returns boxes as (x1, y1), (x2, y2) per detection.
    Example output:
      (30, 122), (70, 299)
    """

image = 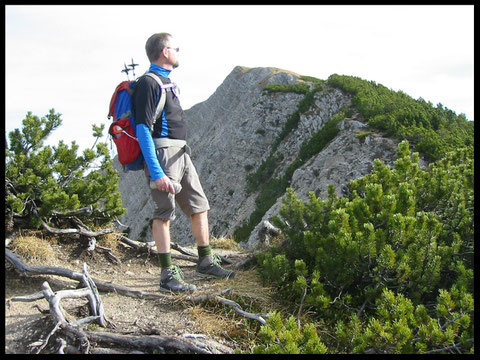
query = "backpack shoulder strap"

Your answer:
(144, 72), (166, 128)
